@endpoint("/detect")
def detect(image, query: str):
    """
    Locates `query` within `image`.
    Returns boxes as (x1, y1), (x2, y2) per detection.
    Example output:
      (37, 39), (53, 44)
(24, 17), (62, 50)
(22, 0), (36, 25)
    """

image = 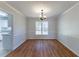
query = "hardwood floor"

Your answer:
(7, 39), (77, 57)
